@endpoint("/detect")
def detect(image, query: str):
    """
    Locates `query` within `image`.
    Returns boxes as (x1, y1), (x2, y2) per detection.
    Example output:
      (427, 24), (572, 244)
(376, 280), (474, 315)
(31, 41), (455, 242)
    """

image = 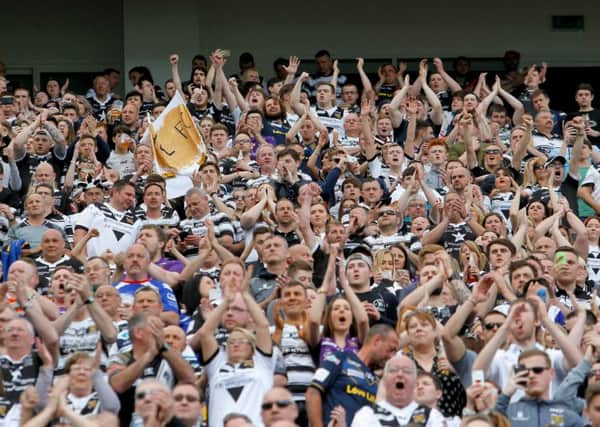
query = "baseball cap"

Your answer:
(544, 156), (566, 168)
(345, 251), (373, 270)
